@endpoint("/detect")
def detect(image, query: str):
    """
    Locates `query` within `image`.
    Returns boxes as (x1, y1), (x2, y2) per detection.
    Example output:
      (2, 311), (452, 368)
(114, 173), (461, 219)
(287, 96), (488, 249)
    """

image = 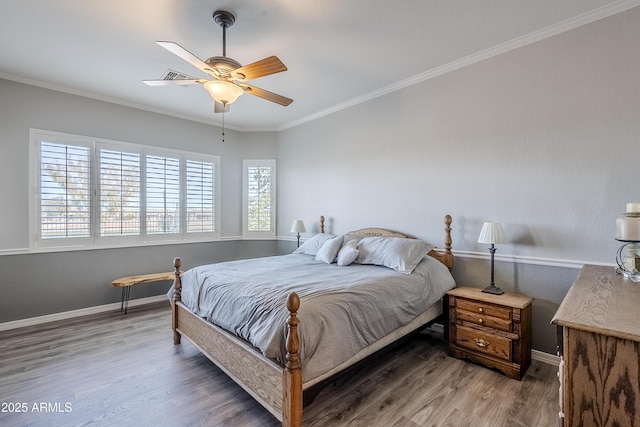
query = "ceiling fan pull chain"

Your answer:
(221, 109), (225, 143)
